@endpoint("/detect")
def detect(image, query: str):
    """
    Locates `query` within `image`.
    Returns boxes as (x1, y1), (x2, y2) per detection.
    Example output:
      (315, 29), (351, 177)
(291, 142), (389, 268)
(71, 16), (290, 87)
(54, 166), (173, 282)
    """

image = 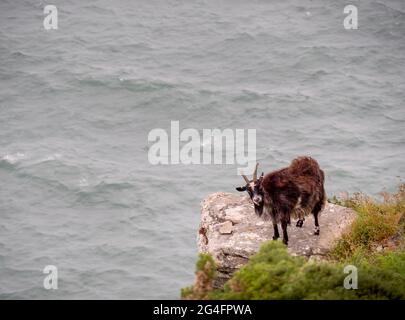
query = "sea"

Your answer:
(0, 0), (404, 299)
